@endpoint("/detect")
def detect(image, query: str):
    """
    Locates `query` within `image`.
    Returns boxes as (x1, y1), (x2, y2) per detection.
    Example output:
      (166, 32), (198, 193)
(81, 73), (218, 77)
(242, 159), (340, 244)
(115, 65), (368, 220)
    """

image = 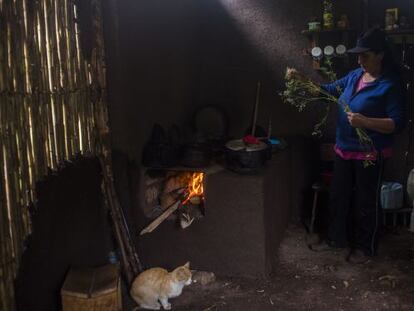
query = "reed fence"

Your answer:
(0, 0), (109, 309)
